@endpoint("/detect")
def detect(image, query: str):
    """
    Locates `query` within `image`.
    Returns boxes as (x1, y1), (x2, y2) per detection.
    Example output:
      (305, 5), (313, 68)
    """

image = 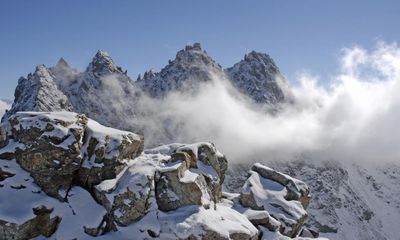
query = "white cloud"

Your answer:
(135, 42), (400, 165)
(0, 100), (10, 119)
